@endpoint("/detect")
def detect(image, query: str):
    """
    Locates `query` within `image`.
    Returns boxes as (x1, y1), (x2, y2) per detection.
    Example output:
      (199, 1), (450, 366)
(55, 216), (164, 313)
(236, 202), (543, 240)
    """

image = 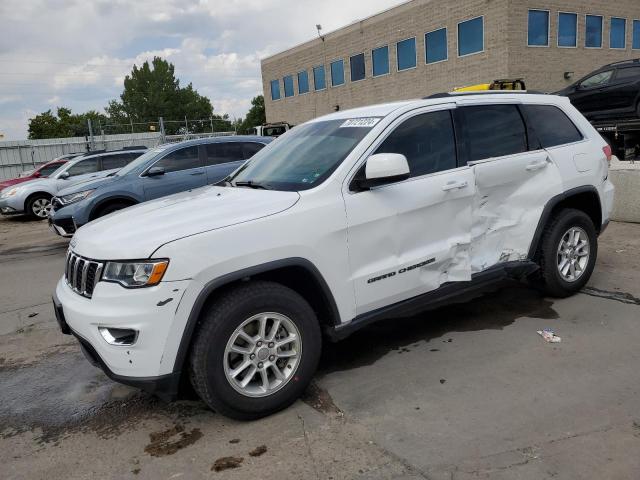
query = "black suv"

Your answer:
(556, 59), (640, 120)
